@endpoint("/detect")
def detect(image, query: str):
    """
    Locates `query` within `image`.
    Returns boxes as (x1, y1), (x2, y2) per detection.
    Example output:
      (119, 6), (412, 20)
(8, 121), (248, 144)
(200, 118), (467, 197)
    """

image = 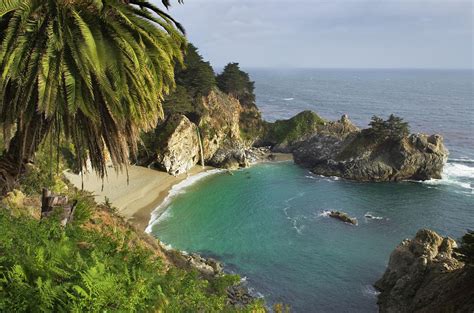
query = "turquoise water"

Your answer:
(150, 69), (474, 312)
(150, 163), (473, 312)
